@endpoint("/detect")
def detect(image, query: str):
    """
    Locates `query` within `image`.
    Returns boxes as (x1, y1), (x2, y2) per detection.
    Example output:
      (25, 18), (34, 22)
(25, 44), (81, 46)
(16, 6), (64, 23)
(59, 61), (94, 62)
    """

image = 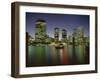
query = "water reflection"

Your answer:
(26, 44), (89, 67)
